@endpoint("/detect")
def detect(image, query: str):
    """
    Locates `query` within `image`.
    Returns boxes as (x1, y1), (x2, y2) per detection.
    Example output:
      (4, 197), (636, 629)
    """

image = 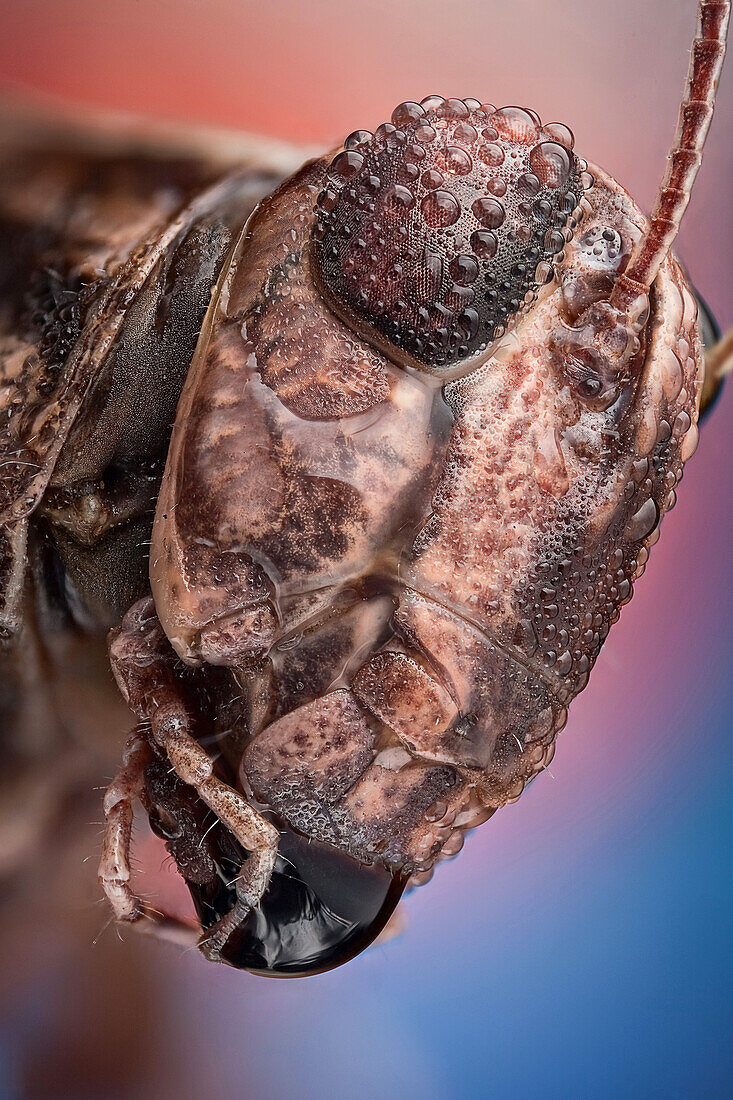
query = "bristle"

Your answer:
(611, 1), (730, 312)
